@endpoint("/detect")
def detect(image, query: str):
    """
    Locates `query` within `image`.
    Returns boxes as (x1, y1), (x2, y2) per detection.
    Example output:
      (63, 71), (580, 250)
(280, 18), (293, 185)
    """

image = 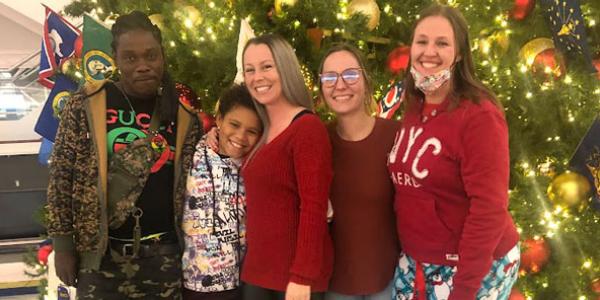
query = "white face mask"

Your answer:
(410, 66), (452, 94)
